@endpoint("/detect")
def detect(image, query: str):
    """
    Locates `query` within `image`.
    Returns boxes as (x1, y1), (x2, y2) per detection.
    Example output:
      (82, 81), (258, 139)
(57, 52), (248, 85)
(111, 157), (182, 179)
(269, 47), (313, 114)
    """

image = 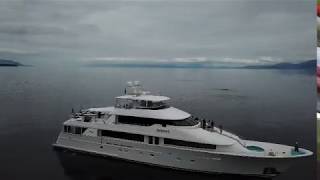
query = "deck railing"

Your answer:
(205, 127), (246, 147)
